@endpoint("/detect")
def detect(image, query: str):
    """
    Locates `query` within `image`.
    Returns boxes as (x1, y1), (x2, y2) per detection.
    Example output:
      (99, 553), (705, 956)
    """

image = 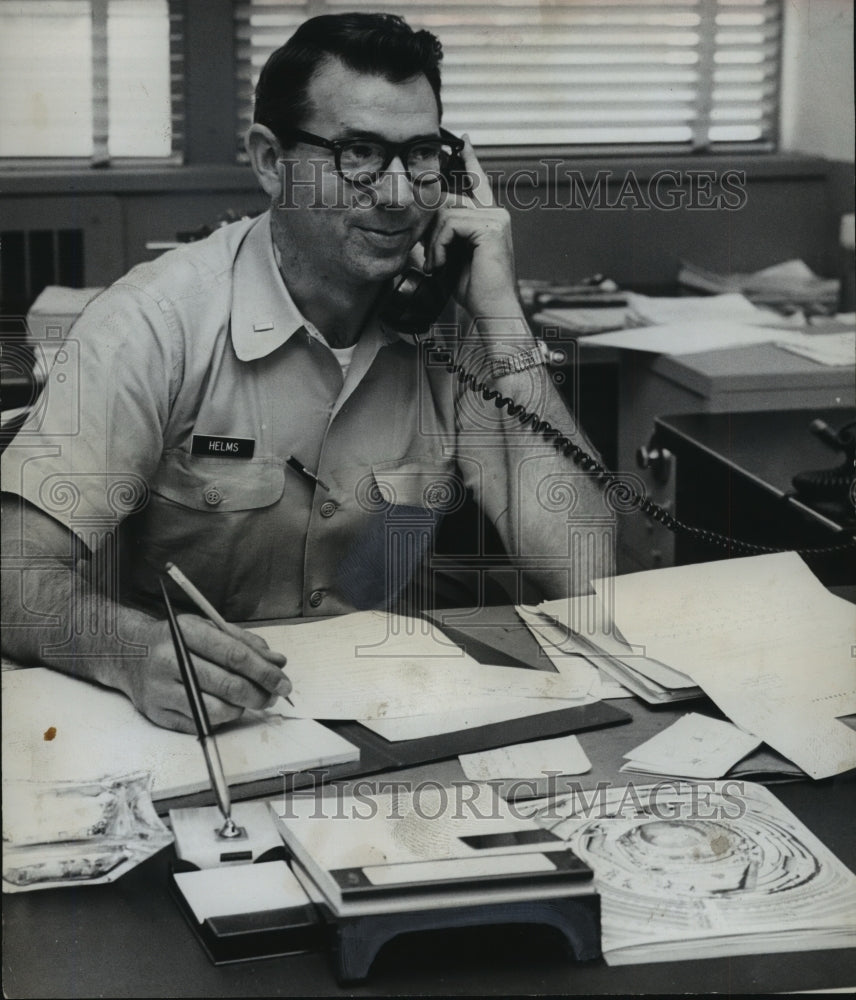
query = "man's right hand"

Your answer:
(116, 614), (292, 733)
(1, 493), (293, 735)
